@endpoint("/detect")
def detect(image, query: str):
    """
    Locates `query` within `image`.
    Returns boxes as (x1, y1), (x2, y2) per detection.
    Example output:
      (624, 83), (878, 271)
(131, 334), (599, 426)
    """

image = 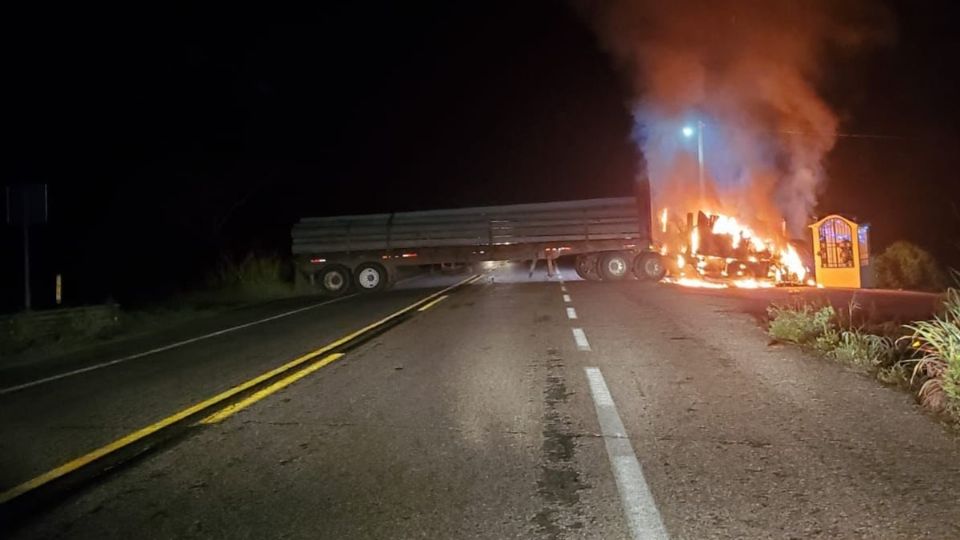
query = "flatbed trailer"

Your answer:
(291, 196), (666, 294)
